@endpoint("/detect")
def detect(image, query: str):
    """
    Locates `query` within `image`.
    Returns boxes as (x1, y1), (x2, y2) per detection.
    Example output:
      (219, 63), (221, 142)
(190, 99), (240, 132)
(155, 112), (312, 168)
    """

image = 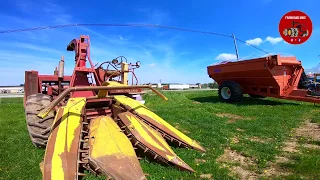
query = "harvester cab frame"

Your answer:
(24, 35), (205, 180)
